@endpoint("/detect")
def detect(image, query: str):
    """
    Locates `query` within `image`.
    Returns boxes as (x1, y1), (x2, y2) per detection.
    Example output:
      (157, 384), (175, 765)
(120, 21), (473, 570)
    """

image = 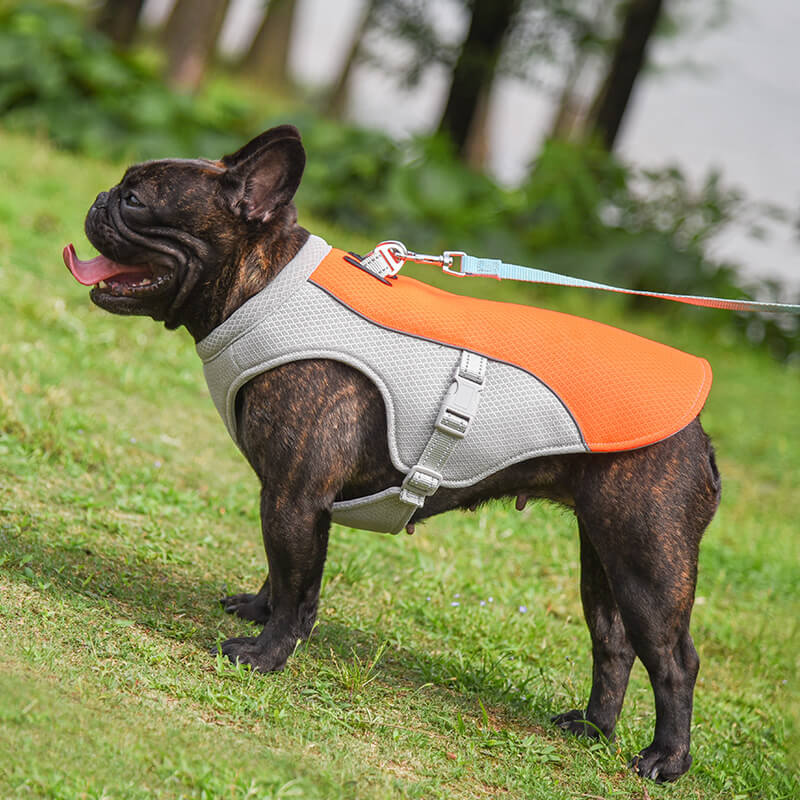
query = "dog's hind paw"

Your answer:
(218, 635), (291, 673)
(631, 746), (692, 783)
